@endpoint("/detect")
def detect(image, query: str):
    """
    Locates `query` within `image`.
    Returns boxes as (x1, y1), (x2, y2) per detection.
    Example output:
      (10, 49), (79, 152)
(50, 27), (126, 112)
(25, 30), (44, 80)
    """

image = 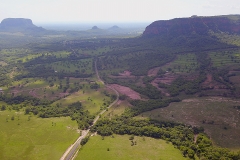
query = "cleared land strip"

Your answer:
(60, 60), (119, 160)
